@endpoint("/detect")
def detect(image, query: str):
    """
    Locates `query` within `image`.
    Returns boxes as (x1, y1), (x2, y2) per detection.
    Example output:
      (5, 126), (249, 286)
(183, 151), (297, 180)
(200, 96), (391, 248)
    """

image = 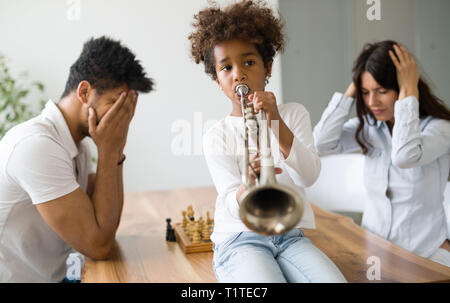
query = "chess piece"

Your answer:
(165, 218), (176, 242)
(169, 228), (176, 242)
(198, 216), (204, 230)
(187, 205), (194, 220)
(166, 218), (172, 241)
(206, 211), (213, 225)
(188, 216), (195, 239)
(192, 223), (201, 244)
(182, 211), (188, 228)
(201, 223), (210, 241)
